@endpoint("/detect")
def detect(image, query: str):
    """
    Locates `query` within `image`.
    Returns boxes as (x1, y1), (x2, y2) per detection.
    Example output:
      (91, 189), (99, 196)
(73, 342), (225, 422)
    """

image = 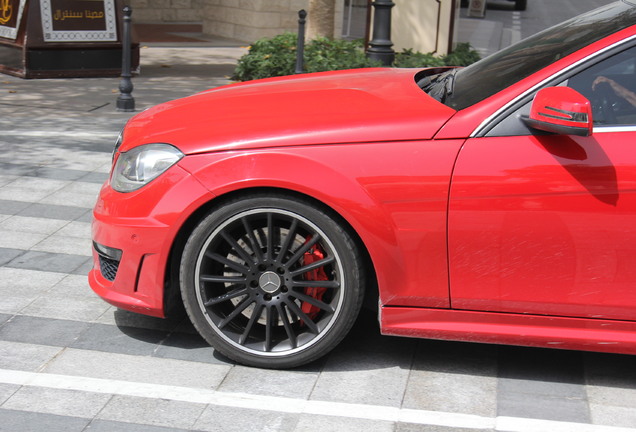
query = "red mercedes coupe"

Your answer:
(90, 1), (636, 368)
